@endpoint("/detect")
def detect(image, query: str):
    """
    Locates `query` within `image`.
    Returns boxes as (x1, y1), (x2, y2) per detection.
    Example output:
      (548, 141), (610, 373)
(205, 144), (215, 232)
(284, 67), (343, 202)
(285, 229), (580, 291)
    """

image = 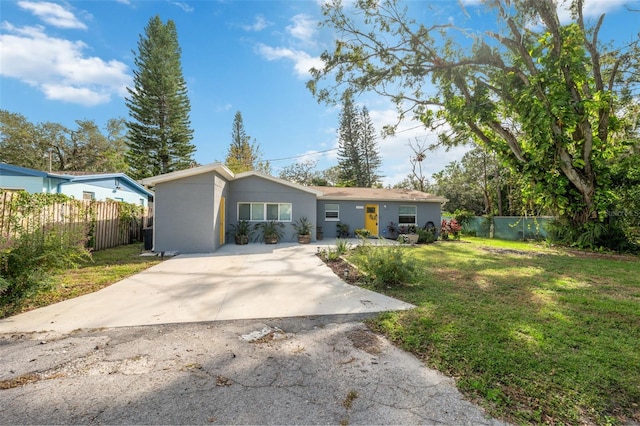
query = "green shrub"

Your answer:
(0, 224), (91, 305)
(335, 238), (351, 255)
(360, 245), (417, 288)
(417, 228), (437, 244)
(354, 228), (371, 239)
(546, 218), (638, 253)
